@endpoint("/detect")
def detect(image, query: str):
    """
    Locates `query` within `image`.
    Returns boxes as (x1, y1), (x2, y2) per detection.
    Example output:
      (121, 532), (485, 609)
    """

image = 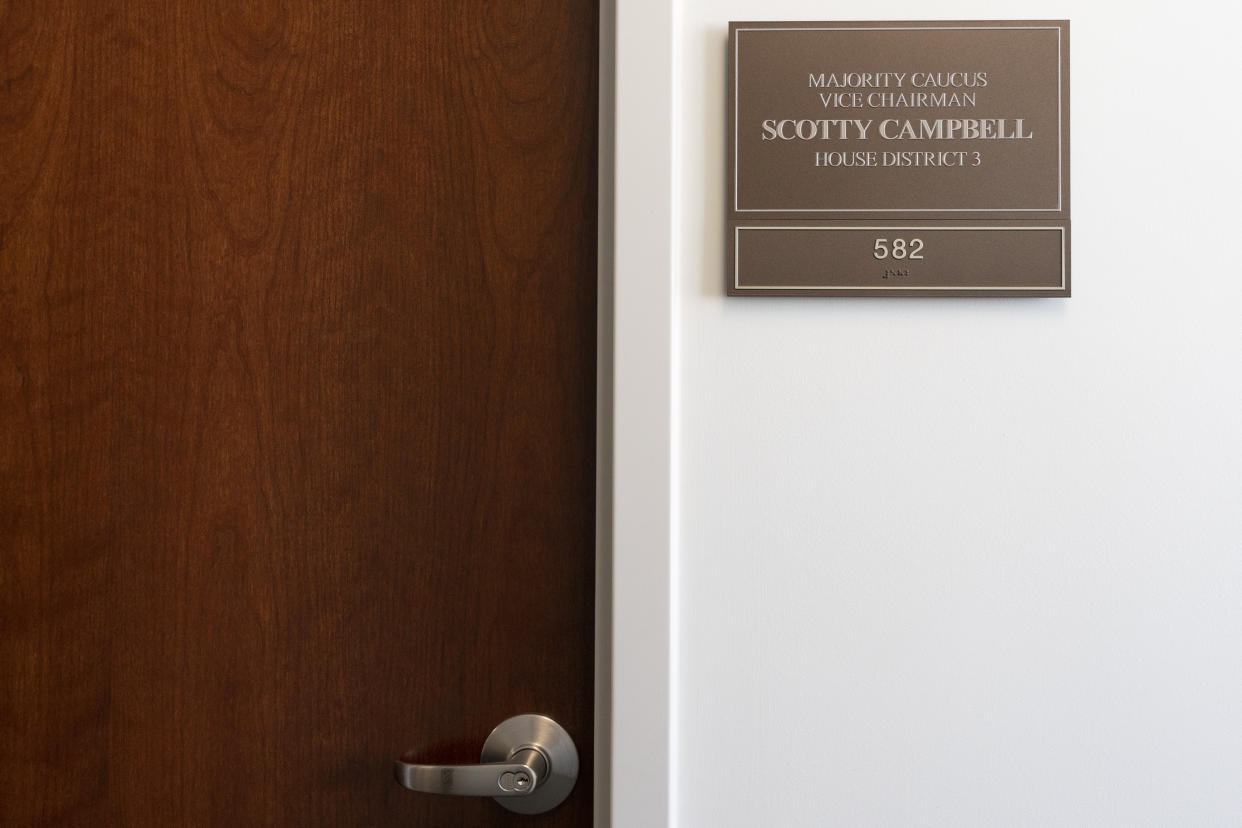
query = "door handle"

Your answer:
(394, 714), (579, 814)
